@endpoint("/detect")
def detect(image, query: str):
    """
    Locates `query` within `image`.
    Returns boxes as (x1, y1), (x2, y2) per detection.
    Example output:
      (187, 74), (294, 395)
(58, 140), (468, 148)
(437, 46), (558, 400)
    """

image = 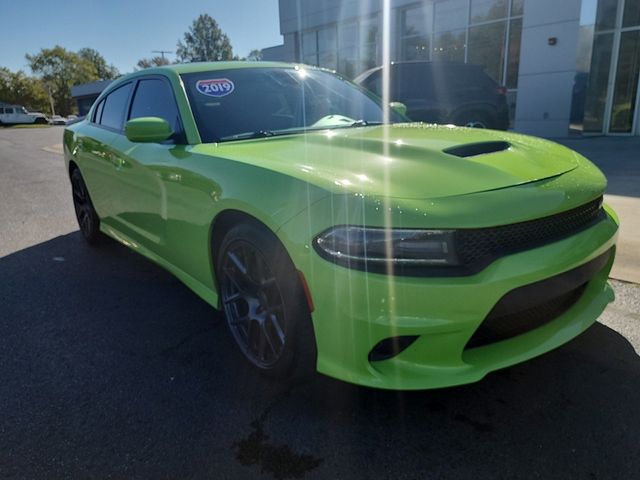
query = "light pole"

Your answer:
(152, 50), (173, 62)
